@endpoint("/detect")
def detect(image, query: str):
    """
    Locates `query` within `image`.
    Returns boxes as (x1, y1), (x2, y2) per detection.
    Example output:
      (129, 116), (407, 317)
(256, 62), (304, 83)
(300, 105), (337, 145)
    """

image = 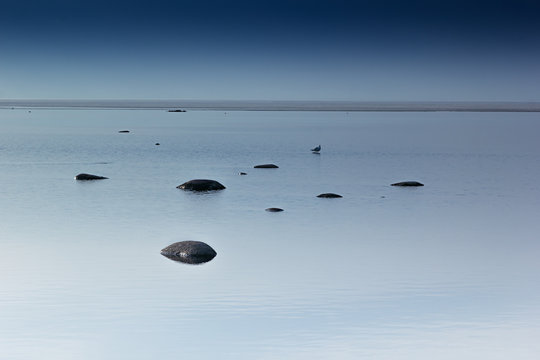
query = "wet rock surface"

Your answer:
(317, 193), (343, 198)
(75, 173), (108, 180)
(177, 179), (226, 191)
(265, 207), (284, 212)
(254, 164), (279, 168)
(391, 181), (424, 187)
(160, 241), (217, 264)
